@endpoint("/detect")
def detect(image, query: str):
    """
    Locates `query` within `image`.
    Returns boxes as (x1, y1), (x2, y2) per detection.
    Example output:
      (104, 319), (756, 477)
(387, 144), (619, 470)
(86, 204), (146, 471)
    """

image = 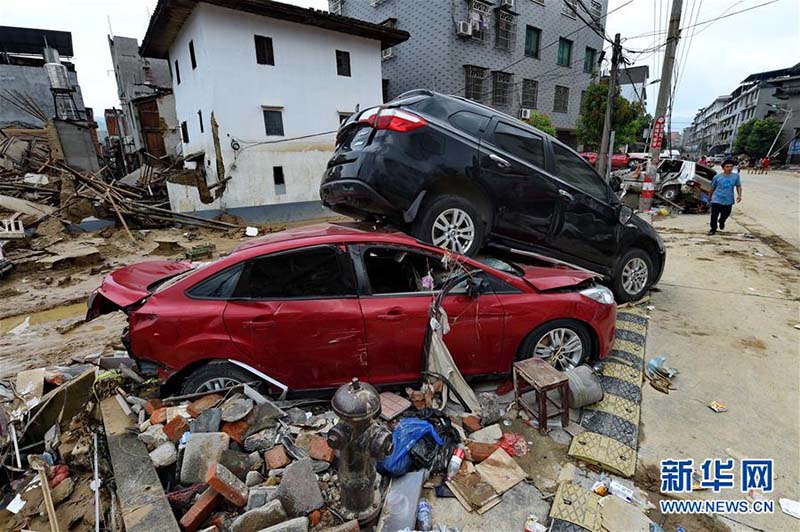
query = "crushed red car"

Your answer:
(87, 223), (616, 395)
(579, 151), (647, 169)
